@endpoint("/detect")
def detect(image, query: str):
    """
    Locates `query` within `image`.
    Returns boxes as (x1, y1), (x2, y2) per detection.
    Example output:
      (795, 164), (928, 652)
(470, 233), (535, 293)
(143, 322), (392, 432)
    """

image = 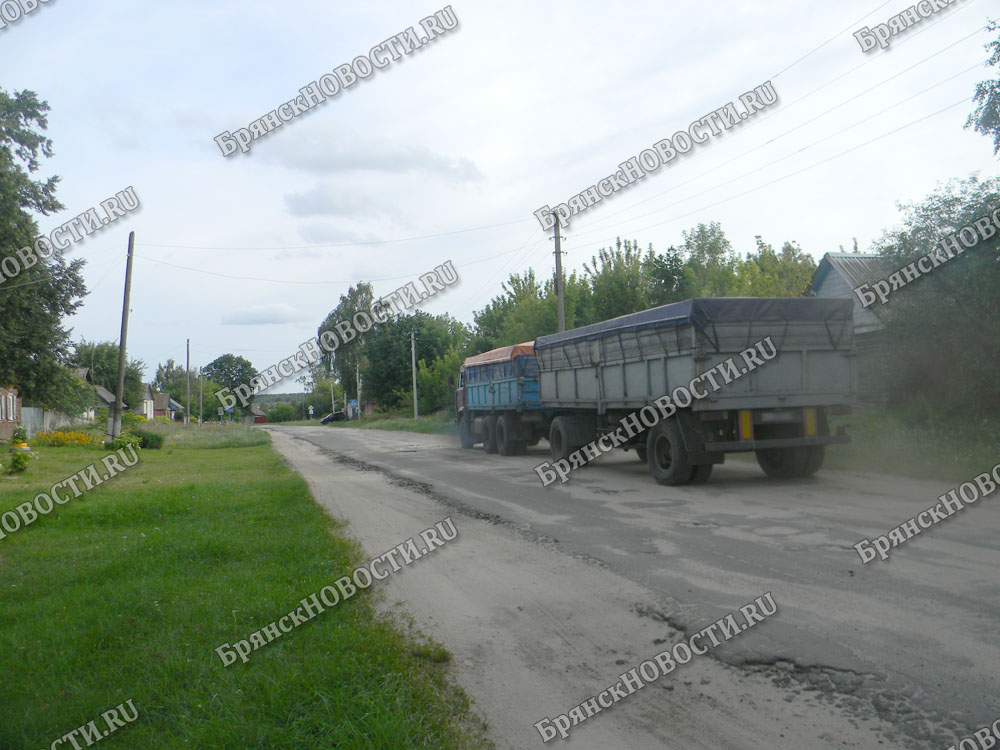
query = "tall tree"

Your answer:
(319, 282), (374, 400)
(734, 237), (817, 297)
(202, 353), (256, 397)
(582, 238), (649, 321)
(642, 245), (686, 307)
(362, 311), (468, 409)
(870, 174), (1000, 412)
(679, 222), (740, 297)
(966, 22), (1000, 156)
(0, 88), (87, 410)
